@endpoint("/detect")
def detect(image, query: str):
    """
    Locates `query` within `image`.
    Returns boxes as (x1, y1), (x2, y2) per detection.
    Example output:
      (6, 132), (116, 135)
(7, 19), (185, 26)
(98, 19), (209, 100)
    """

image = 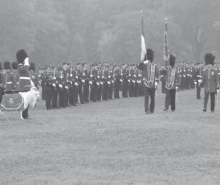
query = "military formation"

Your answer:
(38, 62), (145, 110)
(1, 55), (220, 113)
